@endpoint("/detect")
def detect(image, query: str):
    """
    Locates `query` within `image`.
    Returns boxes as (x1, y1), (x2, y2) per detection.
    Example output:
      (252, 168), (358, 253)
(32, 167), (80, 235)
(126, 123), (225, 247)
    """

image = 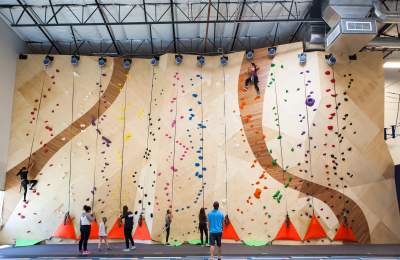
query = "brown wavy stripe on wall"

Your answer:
(3, 57), (127, 224)
(237, 48), (371, 243)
